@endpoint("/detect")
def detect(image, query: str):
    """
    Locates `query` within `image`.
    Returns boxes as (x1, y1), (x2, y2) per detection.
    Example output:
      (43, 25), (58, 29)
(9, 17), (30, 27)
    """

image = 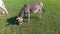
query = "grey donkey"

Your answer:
(16, 2), (45, 25)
